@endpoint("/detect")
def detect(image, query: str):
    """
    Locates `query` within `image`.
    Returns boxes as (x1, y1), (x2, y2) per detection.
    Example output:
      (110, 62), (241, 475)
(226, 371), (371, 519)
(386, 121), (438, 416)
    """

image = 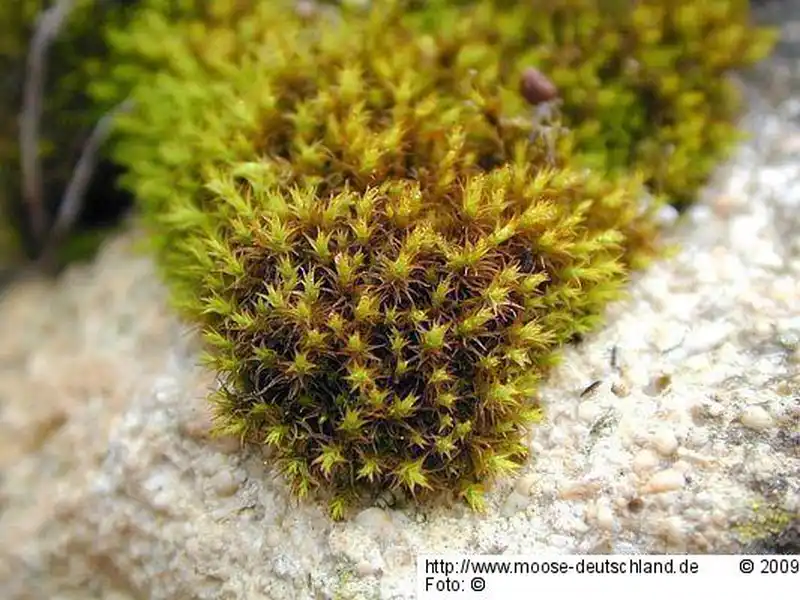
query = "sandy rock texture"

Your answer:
(2, 14), (800, 600)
